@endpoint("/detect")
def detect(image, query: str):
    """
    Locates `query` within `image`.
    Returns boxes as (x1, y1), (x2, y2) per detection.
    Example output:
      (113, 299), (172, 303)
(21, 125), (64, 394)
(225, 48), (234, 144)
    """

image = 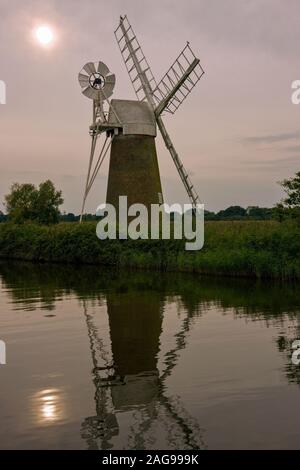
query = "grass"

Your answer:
(0, 220), (299, 280)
